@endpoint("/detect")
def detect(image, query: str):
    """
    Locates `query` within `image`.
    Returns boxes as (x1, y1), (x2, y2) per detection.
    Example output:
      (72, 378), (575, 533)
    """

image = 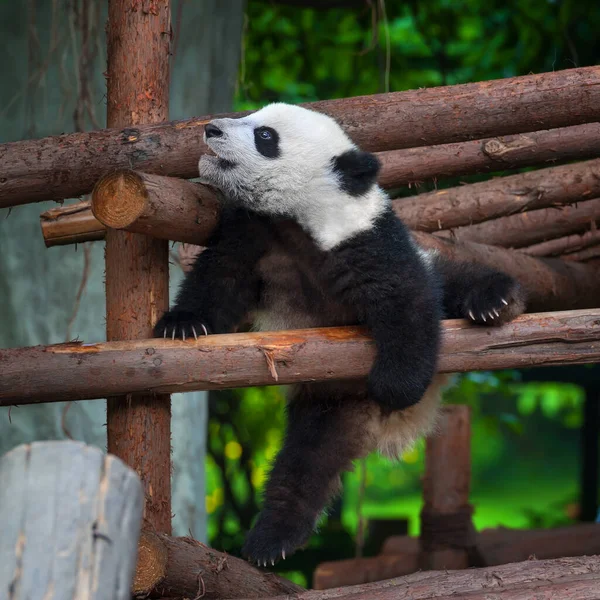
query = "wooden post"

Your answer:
(0, 441), (143, 599)
(419, 405), (473, 571)
(105, 0), (172, 534)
